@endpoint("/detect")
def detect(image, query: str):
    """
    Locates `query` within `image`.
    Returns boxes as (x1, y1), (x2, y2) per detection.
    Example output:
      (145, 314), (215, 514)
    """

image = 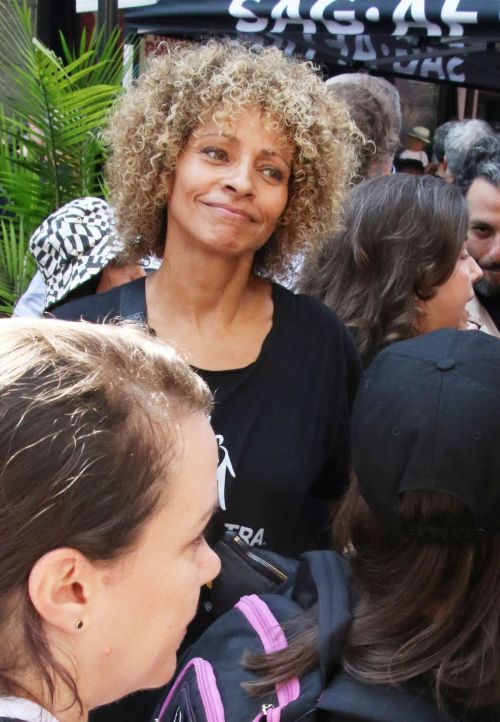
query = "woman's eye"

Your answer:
(262, 166), (284, 181)
(202, 147), (227, 161)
